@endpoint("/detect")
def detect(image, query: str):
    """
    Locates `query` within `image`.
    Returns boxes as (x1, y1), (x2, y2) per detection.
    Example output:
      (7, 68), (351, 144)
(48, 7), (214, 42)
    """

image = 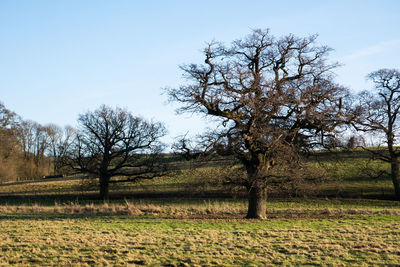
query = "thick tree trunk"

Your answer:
(99, 175), (110, 200)
(246, 185), (267, 219)
(390, 159), (400, 200)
